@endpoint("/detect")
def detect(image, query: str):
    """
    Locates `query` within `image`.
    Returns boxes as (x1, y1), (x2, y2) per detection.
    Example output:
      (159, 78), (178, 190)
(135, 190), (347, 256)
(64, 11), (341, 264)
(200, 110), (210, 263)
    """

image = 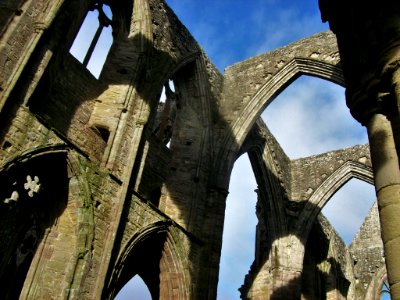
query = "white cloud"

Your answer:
(262, 76), (368, 159)
(261, 75), (374, 244)
(217, 75), (375, 298)
(248, 6), (329, 57)
(322, 179), (376, 245)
